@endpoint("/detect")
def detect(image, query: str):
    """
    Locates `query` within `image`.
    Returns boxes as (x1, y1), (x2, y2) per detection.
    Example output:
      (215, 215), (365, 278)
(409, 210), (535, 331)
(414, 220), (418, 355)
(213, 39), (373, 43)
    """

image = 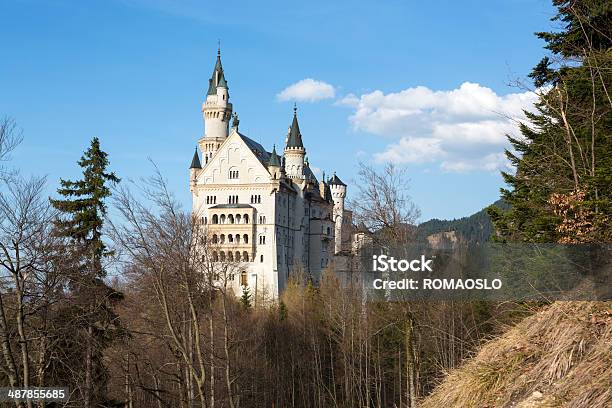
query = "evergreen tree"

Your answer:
(240, 286), (252, 310)
(489, 0), (612, 243)
(51, 137), (120, 276)
(50, 137), (122, 407)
